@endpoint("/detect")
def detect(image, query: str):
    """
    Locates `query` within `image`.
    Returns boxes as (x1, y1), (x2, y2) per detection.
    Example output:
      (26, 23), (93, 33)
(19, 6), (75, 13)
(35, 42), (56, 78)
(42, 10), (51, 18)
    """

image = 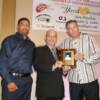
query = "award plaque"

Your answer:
(58, 49), (76, 68)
